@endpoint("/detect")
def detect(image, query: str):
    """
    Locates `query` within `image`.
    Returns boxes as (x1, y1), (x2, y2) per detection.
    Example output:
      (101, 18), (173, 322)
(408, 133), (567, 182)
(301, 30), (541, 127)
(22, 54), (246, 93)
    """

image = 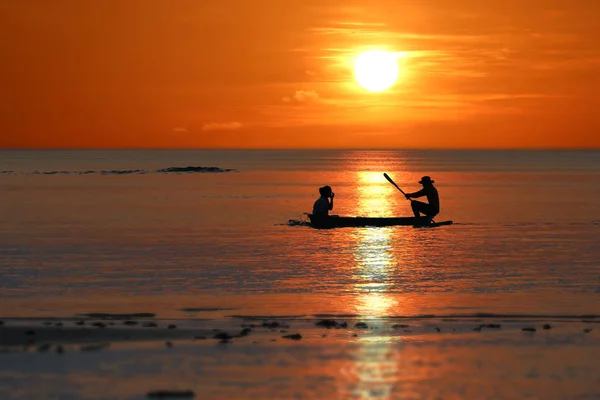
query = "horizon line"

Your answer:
(1, 147), (599, 152)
